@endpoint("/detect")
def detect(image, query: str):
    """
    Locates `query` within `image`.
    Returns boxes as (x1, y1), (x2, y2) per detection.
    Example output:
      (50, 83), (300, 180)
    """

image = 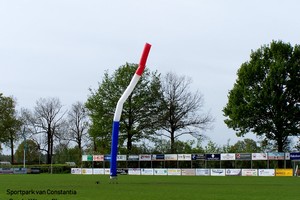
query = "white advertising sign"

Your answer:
(258, 169), (275, 176)
(165, 154), (178, 161)
(181, 169), (196, 176)
(71, 168), (81, 174)
(93, 168), (104, 175)
(117, 155), (127, 161)
(81, 168), (93, 175)
(167, 169), (181, 176)
(225, 169), (241, 176)
(104, 168), (110, 175)
(242, 169), (258, 176)
(211, 169), (225, 176)
(178, 154), (191, 161)
(252, 153), (267, 160)
(82, 155), (88, 161)
(139, 154), (152, 161)
(141, 168), (154, 175)
(196, 169), (210, 176)
(128, 168), (141, 175)
(154, 169), (168, 175)
(221, 153), (236, 160)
